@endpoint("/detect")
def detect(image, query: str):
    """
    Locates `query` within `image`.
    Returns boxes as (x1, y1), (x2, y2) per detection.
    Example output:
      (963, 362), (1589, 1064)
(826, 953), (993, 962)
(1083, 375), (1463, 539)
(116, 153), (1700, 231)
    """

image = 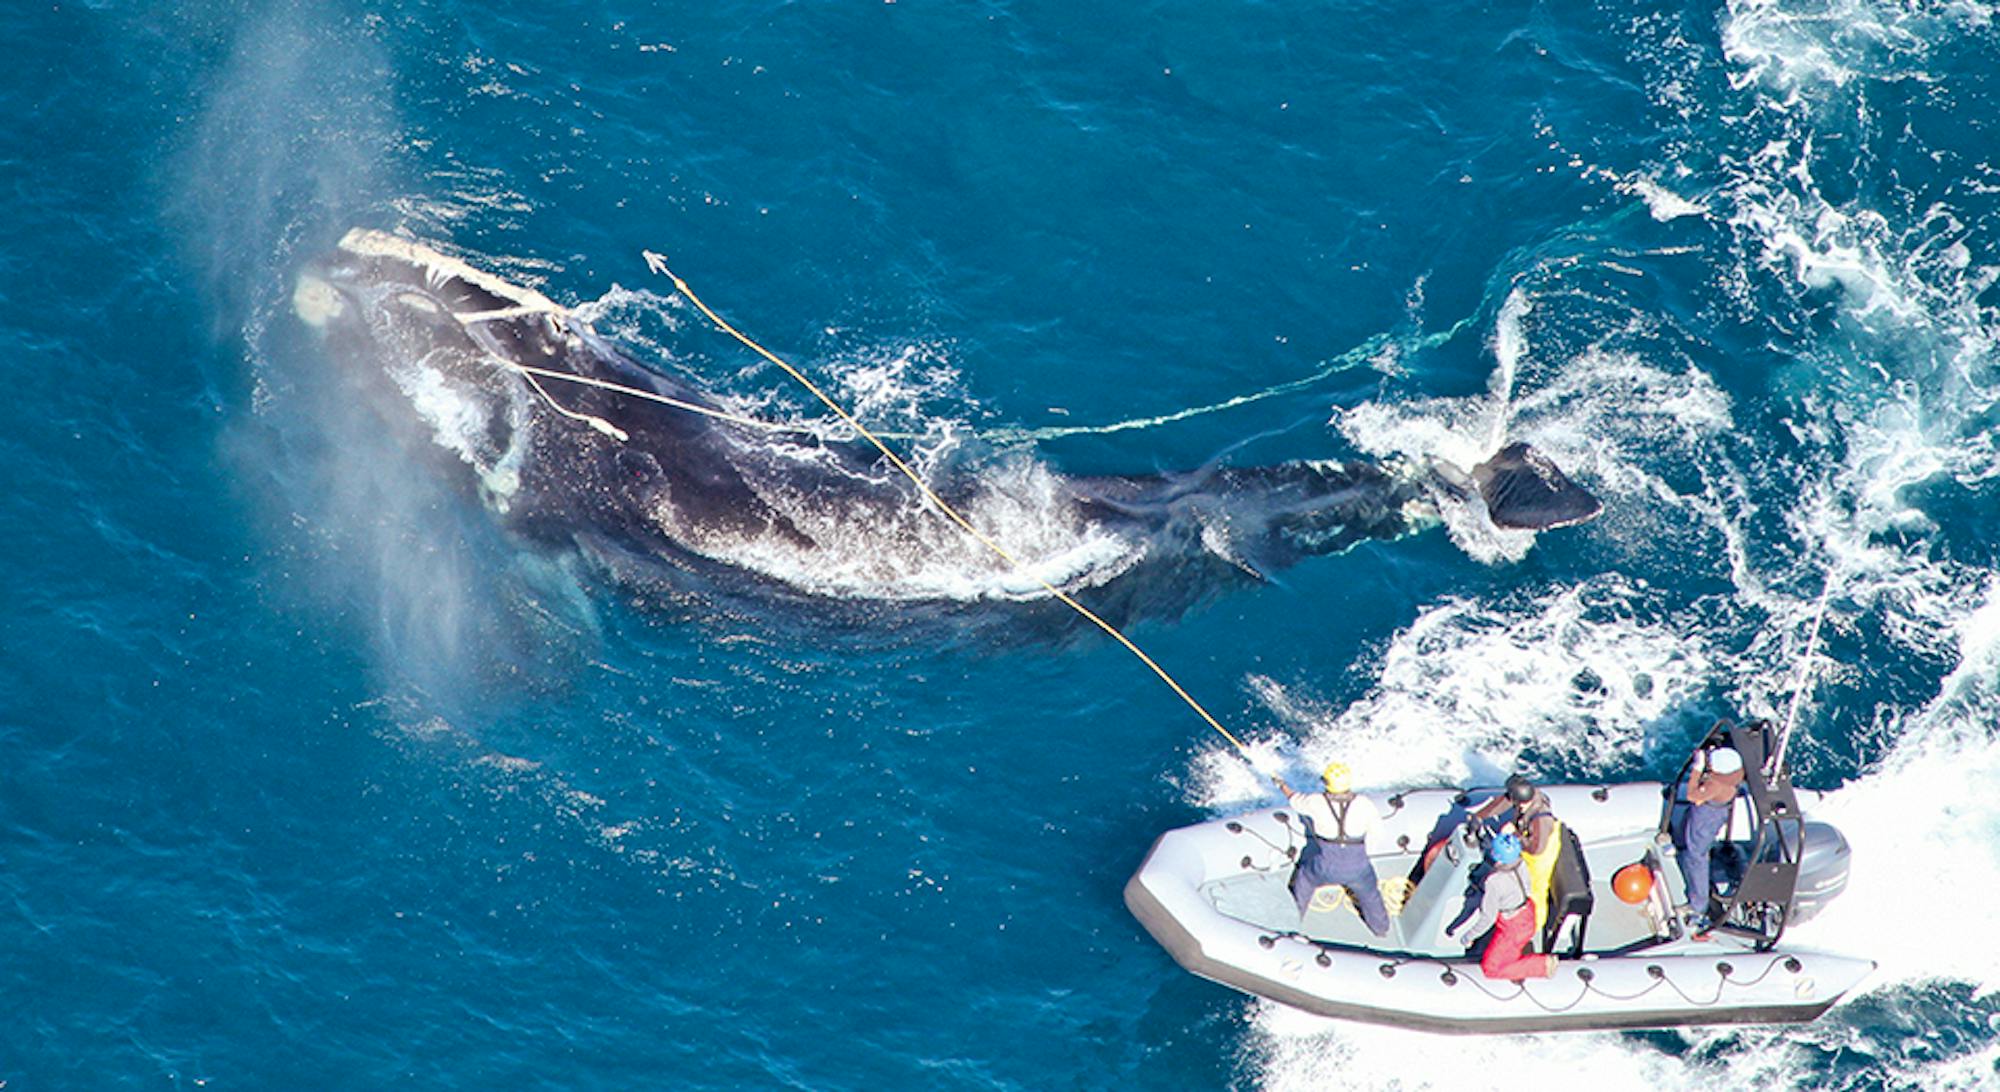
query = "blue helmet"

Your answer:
(1490, 831), (1523, 866)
